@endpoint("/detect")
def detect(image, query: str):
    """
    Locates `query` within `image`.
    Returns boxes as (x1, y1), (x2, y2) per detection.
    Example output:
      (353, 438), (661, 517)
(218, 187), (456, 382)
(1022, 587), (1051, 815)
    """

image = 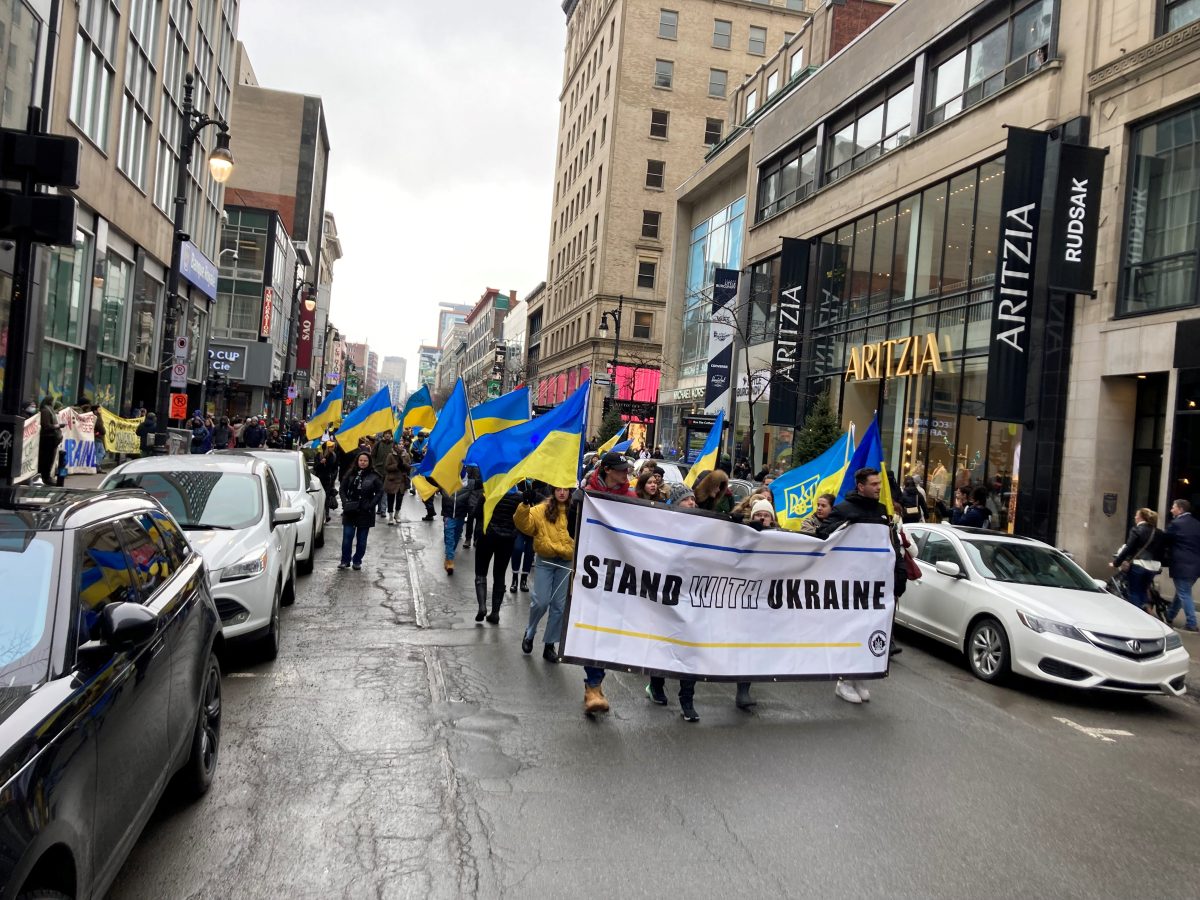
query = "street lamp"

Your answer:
(154, 71), (234, 452)
(597, 294), (624, 400)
